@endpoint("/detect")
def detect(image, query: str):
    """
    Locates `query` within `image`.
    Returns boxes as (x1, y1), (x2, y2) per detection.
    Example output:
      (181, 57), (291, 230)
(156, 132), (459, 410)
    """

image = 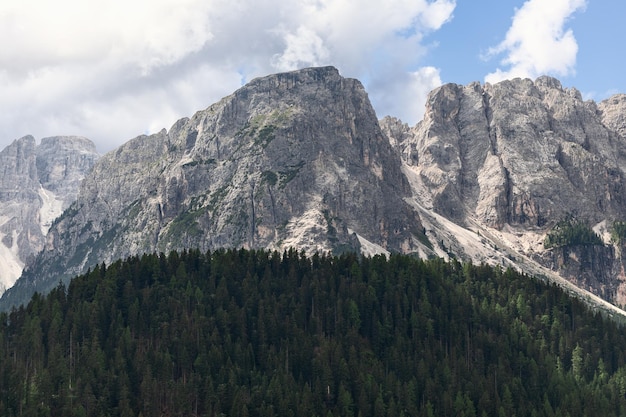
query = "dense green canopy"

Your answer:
(1, 248), (626, 416)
